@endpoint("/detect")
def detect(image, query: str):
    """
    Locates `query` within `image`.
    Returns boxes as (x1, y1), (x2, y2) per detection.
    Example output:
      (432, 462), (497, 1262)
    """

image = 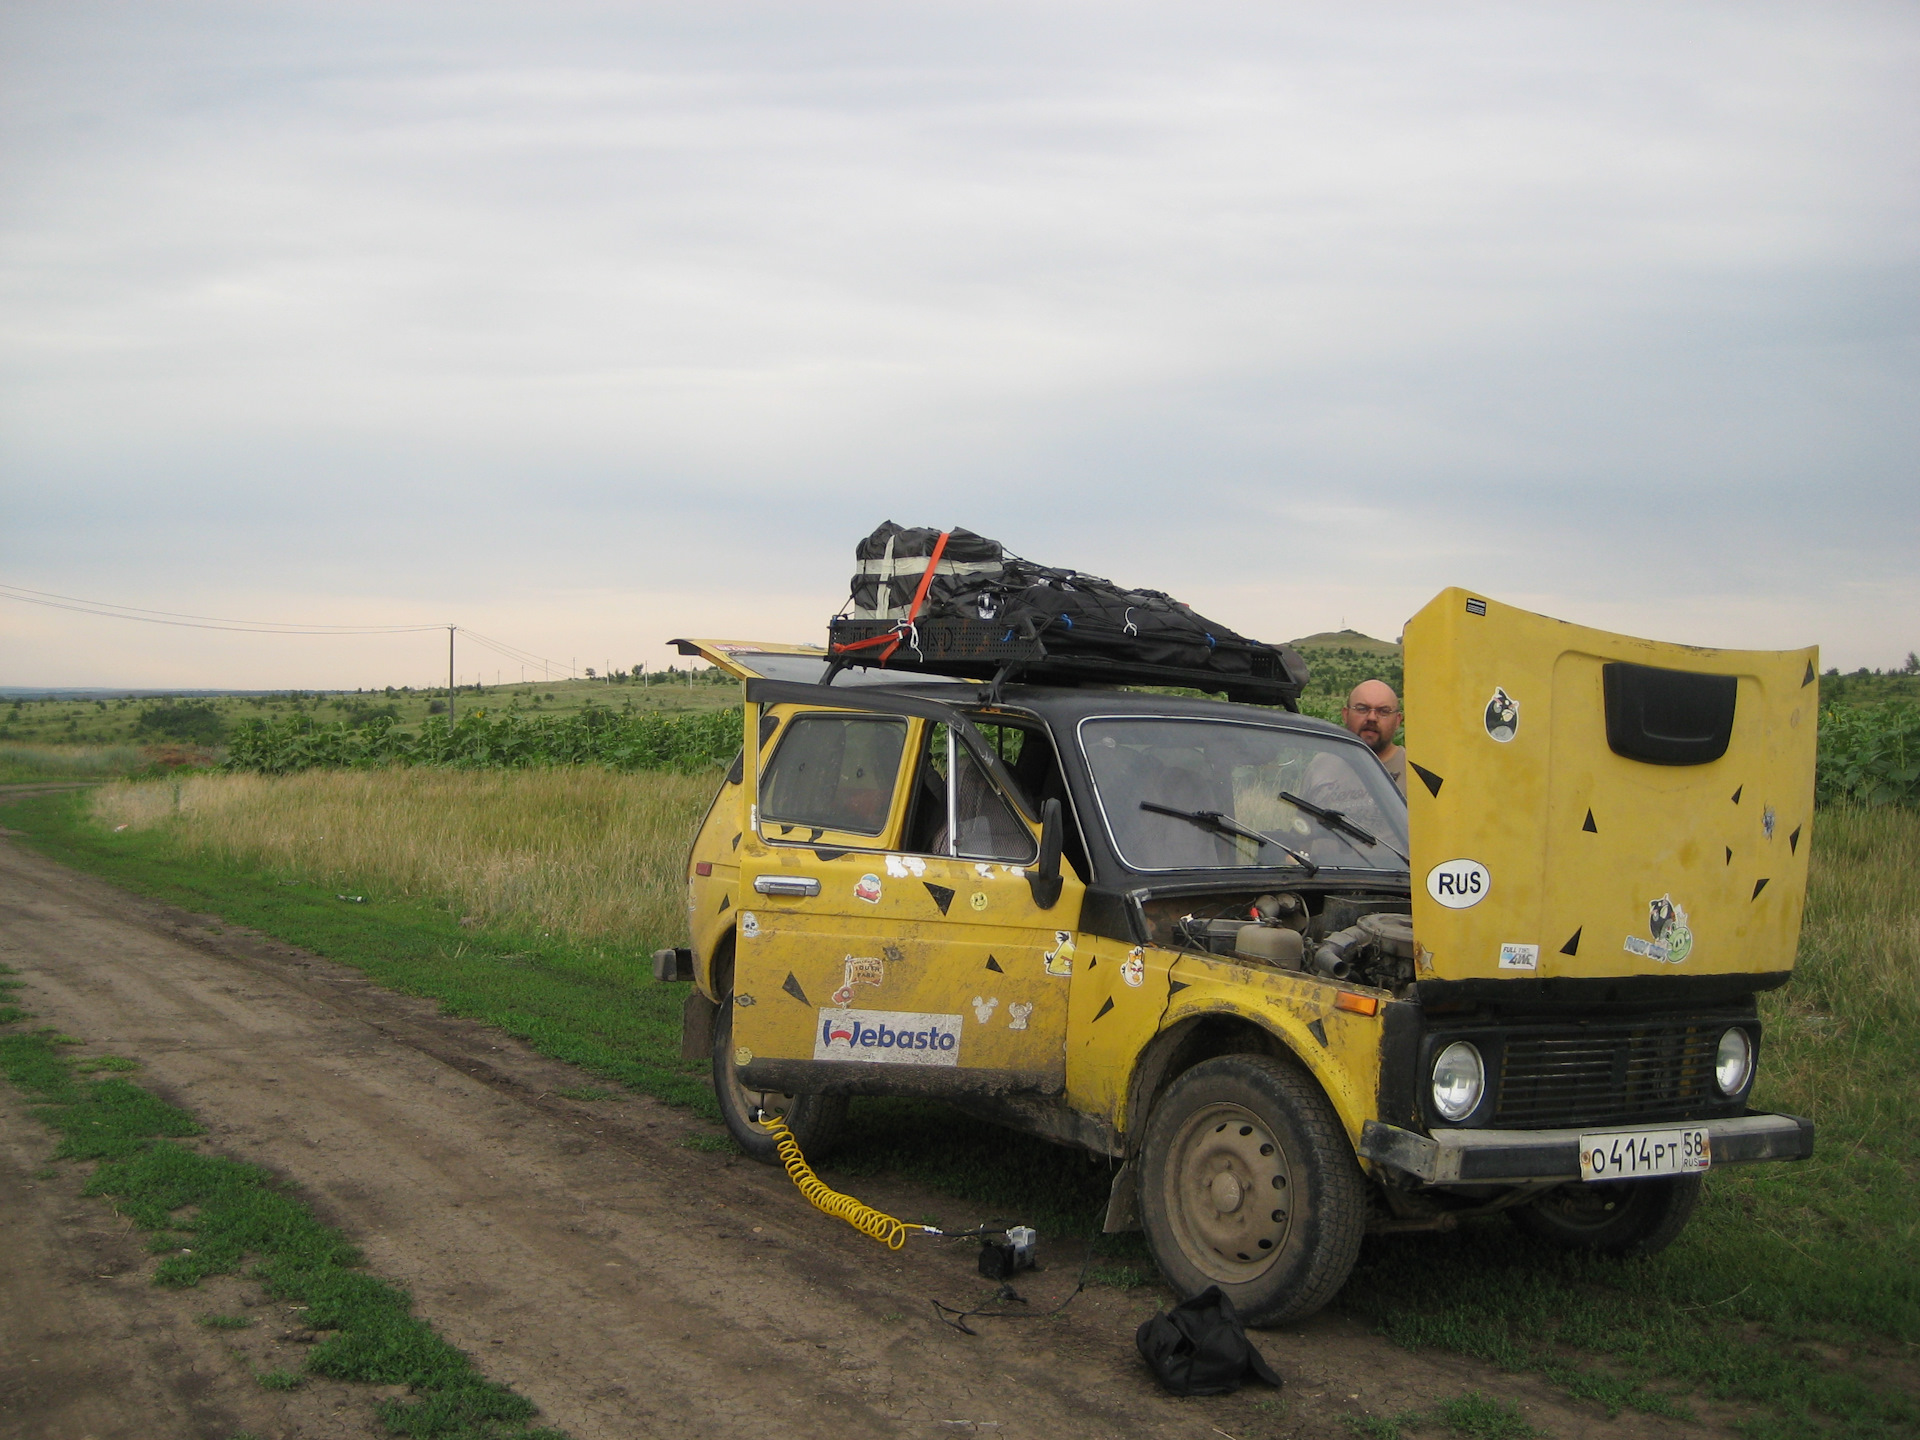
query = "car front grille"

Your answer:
(1492, 1023), (1721, 1129)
